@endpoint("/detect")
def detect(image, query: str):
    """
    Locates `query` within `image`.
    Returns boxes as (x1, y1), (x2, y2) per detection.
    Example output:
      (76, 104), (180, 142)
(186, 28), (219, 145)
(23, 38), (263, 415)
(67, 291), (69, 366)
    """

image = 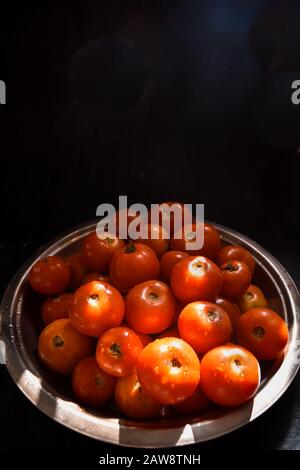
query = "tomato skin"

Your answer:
(159, 326), (180, 339)
(81, 232), (125, 273)
(170, 223), (221, 260)
(96, 327), (143, 377)
(136, 338), (200, 405)
(178, 301), (232, 354)
(72, 357), (116, 407)
(41, 293), (73, 325)
(220, 260), (251, 300)
(200, 345), (260, 406)
(136, 333), (152, 348)
(115, 368), (163, 419)
(69, 281), (124, 337)
(109, 242), (160, 294)
(238, 285), (268, 312)
(215, 297), (241, 329)
(38, 319), (93, 374)
(80, 272), (110, 285)
(217, 245), (255, 278)
(173, 384), (210, 415)
(160, 251), (189, 283)
(29, 256), (71, 296)
(170, 256), (222, 304)
(125, 280), (176, 334)
(156, 201), (192, 236)
(65, 252), (88, 289)
(136, 223), (169, 259)
(236, 308), (289, 360)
